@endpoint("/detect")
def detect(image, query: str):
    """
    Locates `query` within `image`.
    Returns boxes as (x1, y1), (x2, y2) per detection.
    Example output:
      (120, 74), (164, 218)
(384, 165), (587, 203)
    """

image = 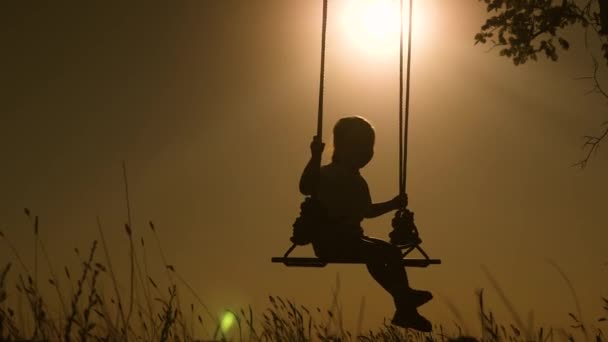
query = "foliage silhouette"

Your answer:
(475, 0), (608, 65)
(475, 0), (608, 167)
